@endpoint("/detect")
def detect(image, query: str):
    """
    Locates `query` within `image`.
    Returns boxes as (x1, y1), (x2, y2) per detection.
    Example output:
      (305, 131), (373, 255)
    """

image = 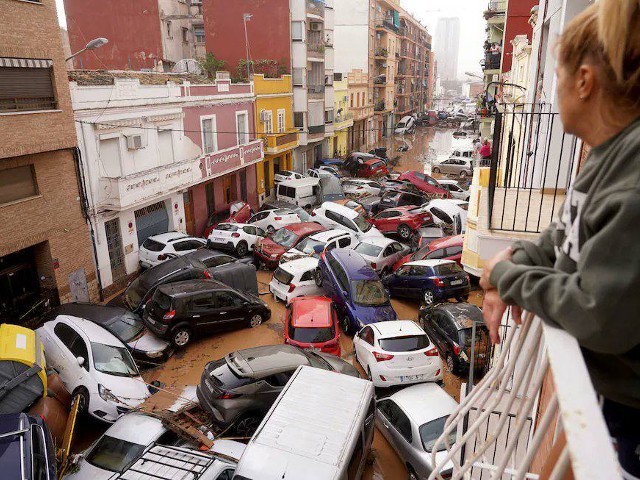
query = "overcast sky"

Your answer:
(401, 0), (485, 79)
(56, 0), (484, 79)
